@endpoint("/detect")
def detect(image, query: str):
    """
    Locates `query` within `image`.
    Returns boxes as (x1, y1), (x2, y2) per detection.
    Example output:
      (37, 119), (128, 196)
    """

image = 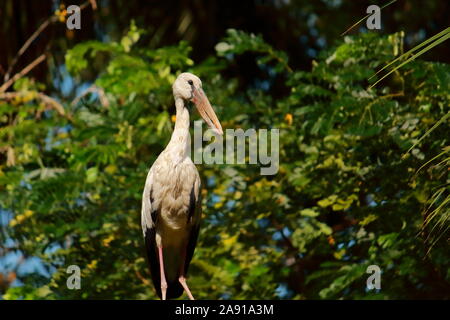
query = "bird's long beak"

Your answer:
(191, 87), (223, 135)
